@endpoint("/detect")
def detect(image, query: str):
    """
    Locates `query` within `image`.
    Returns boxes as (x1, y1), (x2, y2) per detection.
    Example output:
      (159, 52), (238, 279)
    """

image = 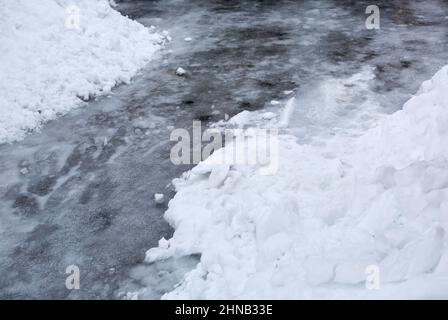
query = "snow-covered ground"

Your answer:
(0, 0), (164, 144)
(145, 65), (448, 299)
